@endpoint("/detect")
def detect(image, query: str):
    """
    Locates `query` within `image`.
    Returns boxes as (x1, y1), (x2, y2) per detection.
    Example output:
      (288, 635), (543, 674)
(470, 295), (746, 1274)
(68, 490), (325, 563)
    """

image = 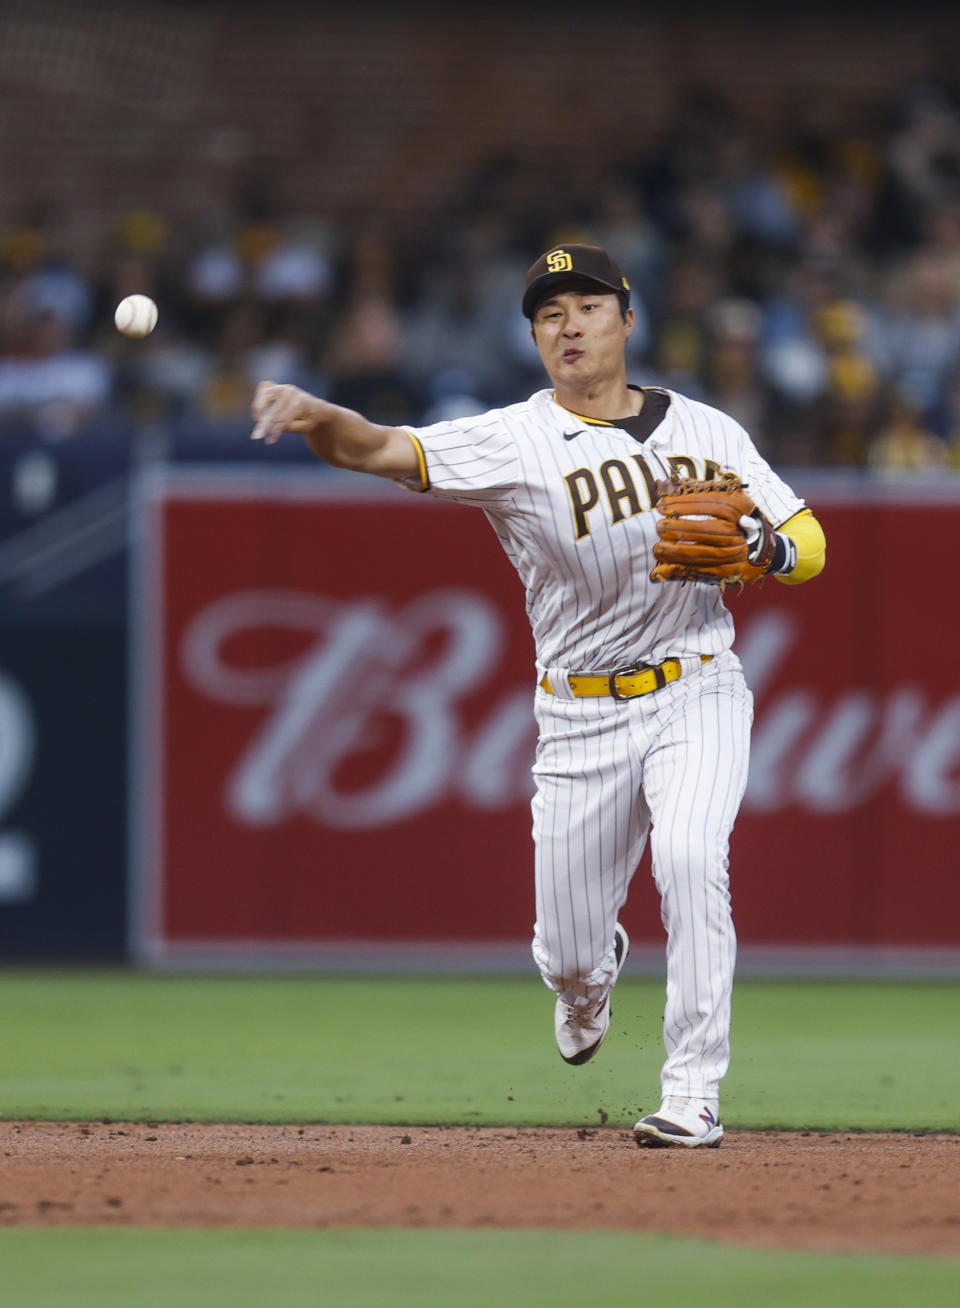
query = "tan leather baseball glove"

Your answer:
(649, 472), (777, 588)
